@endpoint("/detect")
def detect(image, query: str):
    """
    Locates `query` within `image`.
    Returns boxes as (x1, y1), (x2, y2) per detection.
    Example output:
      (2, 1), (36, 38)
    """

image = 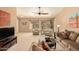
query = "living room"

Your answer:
(0, 7), (79, 51)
